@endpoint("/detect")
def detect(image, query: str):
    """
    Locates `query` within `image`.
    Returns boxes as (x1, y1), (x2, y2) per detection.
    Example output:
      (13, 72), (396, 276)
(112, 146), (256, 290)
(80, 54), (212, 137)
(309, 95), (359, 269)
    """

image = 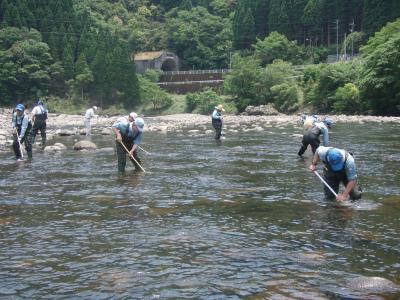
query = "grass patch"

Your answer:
(46, 96), (86, 115)
(137, 94), (187, 116)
